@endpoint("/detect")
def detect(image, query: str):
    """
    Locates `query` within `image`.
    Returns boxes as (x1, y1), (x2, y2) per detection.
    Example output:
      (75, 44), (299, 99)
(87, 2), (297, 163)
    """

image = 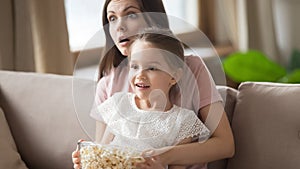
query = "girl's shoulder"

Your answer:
(173, 105), (198, 118)
(110, 92), (131, 100)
